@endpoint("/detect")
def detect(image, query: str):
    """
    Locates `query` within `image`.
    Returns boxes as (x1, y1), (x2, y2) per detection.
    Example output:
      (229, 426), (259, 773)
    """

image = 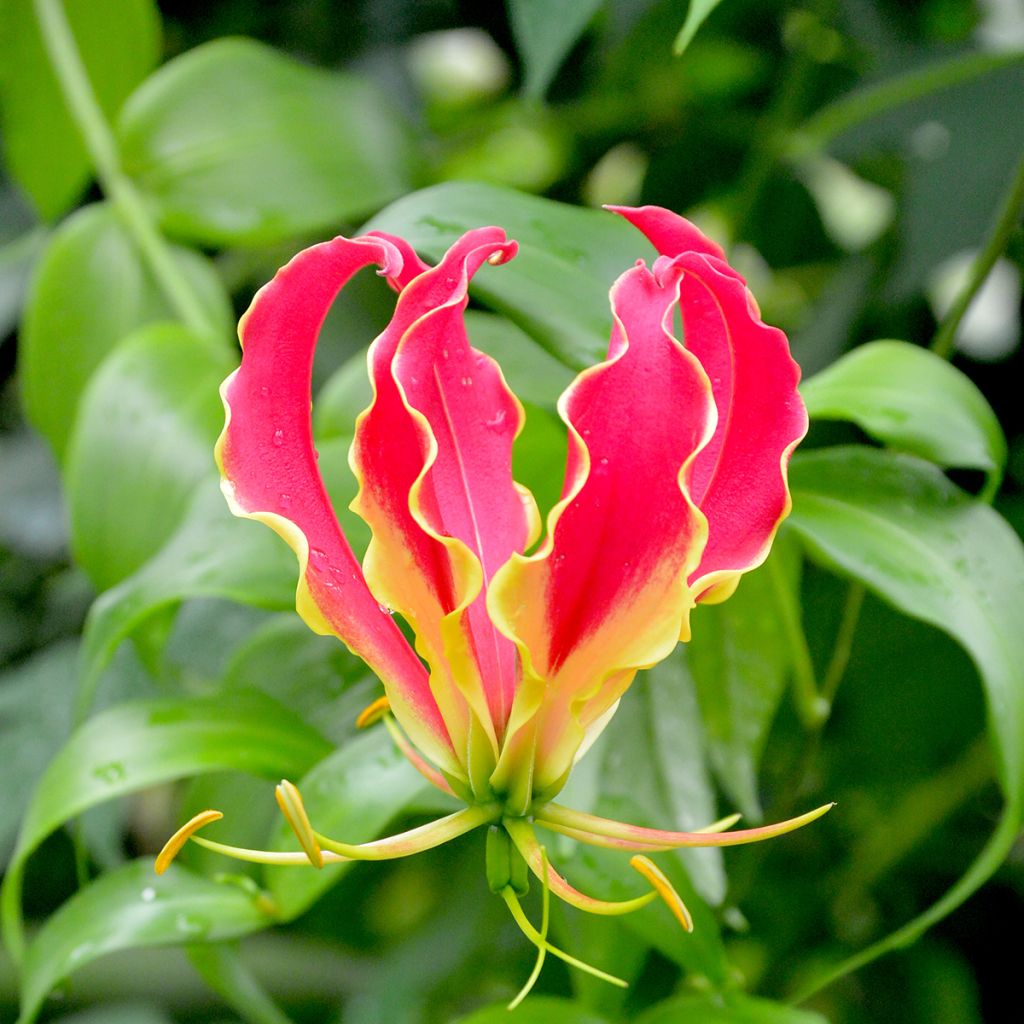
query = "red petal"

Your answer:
(611, 206), (807, 601)
(351, 229), (536, 756)
(489, 259), (715, 796)
(218, 234), (455, 772)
